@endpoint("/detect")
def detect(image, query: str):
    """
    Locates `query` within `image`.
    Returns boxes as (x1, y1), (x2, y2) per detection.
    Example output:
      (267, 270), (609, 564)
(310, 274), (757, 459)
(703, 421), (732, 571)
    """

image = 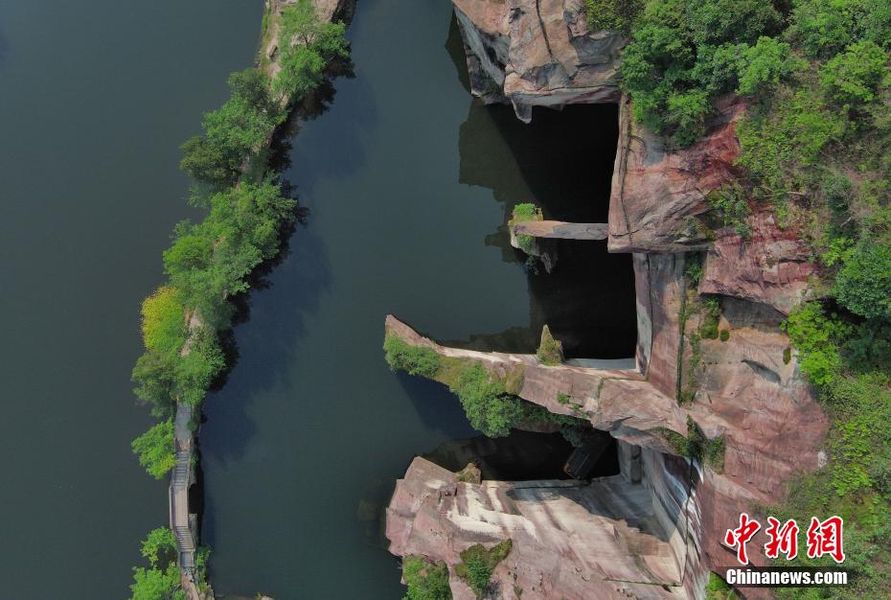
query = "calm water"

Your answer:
(0, 1), (262, 597)
(201, 0), (633, 598)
